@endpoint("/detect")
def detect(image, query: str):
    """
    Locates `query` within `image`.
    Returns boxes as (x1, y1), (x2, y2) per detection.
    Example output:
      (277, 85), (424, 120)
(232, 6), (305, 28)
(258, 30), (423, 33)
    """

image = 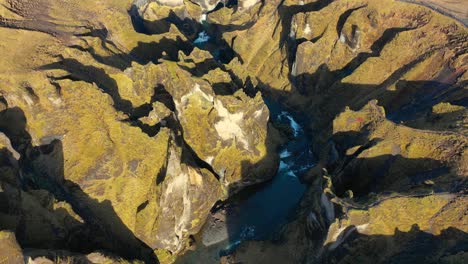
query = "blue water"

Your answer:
(220, 98), (316, 254)
(177, 17), (315, 261)
(194, 31), (210, 45)
(174, 99), (315, 263)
